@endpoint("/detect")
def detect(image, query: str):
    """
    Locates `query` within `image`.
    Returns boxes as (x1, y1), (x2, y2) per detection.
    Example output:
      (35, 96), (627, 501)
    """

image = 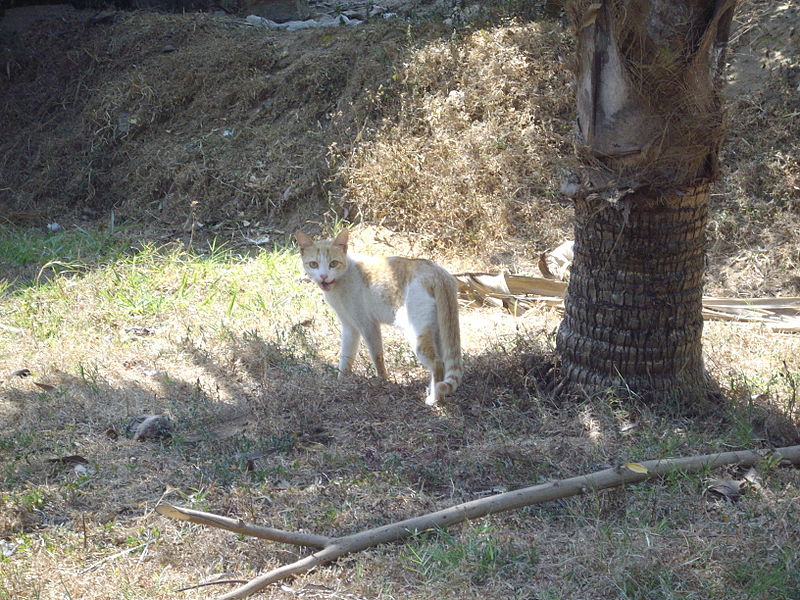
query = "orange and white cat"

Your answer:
(295, 229), (462, 405)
